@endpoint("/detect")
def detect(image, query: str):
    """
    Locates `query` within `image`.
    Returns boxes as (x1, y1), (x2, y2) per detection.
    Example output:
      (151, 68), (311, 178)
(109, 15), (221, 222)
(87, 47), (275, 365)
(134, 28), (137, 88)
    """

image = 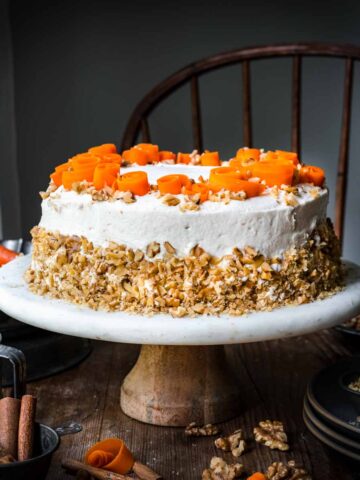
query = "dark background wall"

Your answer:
(2, 0), (360, 261)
